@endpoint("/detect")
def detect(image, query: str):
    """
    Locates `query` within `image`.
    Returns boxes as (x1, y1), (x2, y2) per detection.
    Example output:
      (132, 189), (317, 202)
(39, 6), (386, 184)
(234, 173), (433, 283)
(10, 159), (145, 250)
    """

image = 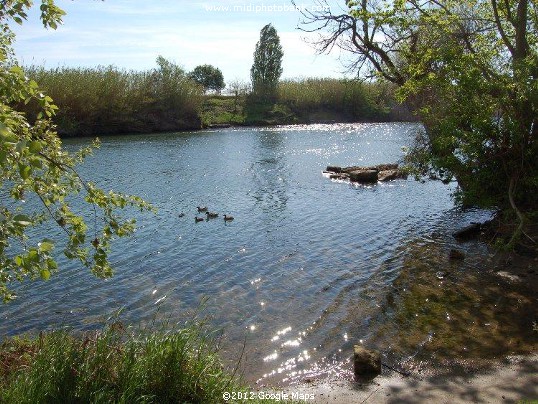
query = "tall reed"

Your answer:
(23, 60), (203, 136)
(277, 78), (398, 121)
